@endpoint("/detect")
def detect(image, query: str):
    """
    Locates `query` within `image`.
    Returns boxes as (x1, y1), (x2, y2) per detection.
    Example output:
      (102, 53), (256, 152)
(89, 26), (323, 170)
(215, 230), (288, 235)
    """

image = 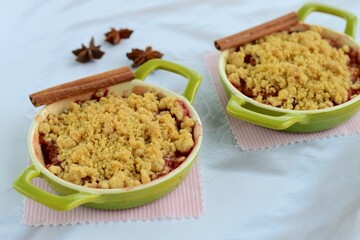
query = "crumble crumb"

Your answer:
(38, 91), (195, 188)
(226, 27), (358, 110)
